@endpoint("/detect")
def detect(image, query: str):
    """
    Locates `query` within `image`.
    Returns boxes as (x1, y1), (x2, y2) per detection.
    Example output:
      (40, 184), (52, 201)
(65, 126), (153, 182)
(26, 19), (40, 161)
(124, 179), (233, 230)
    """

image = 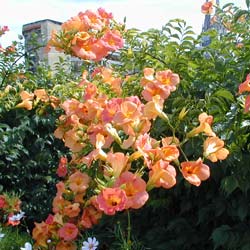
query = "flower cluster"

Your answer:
(0, 25), (13, 54)
(31, 63), (229, 248)
(16, 89), (60, 111)
(46, 8), (124, 61)
(28, 7), (230, 249)
(0, 25), (9, 37)
(0, 193), (23, 227)
(185, 112), (229, 186)
(32, 163), (102, 249)
(238, 73), (250, 113)
(201, 1), (214, 15)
